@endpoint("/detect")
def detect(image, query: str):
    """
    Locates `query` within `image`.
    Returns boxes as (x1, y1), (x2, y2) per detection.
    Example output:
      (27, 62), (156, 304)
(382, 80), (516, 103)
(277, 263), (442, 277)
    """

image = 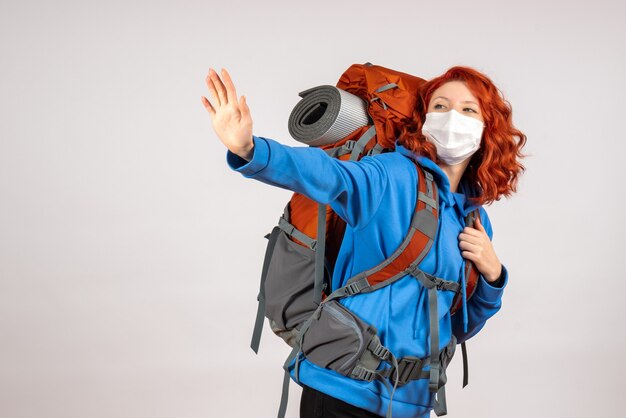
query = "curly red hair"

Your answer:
(398, 66), (527, 206)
